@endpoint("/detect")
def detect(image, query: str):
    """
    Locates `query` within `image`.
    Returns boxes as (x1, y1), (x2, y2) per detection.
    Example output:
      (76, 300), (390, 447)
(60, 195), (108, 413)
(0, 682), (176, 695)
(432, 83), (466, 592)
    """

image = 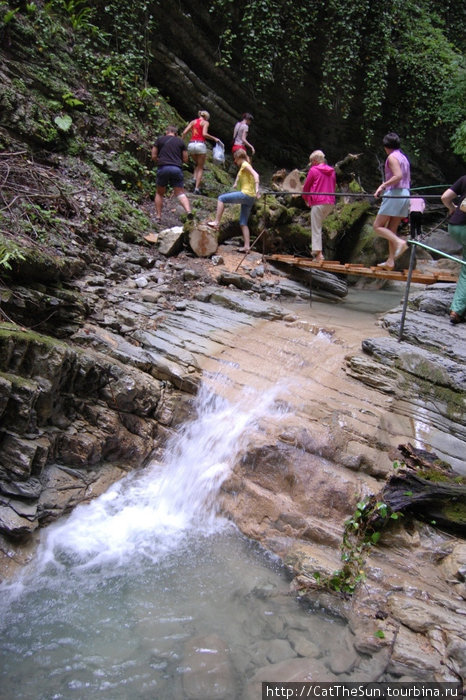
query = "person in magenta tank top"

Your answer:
(373, 132), (411, 269)
(182, 110), (220, 194)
